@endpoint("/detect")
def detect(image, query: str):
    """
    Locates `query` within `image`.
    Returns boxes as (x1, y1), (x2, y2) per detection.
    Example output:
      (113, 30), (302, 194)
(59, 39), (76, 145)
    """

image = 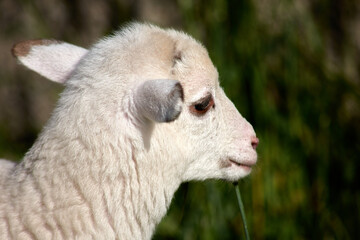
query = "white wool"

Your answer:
(1, 23), (258, 239)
